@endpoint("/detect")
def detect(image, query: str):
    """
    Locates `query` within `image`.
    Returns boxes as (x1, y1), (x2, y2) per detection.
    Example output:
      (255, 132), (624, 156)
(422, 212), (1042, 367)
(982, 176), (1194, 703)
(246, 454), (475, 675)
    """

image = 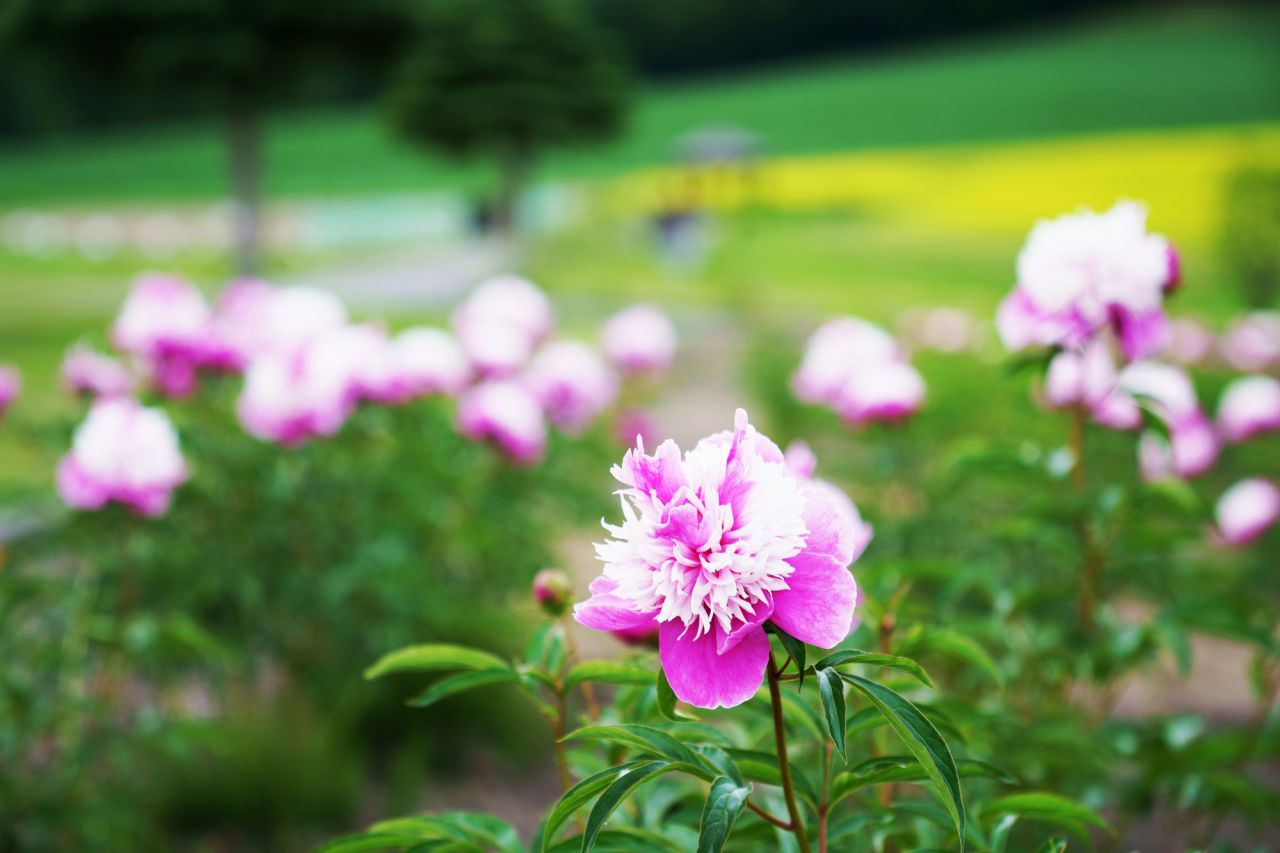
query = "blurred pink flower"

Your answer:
(453, 275), (554, 376)
(996, 201), (1175, 361)
(783, 440), (817, 480)
(1217, 375), (1280, 444)
(1219, 312), (1280, 372)
(0, 364), (20, 419)
(62, 344), (135, 399)
(236, 335), (356, 446)
(601, 305), (677, 374)
(373, 328), (470, 403)
(793, 316), (925, 424)
(1042, 342), (1140, 430)
(613, 408), (661, 448)
(1121, 361), (1219, 480)
(1161, 316), (1216, 366)
(835, 361), (926, 425)
(56, 397), (188, 517)
(532, 568), (572, 617)
(211, 283), (348, 369)
(1214, 479), (1280, 547)
(457, 379), (547, 464)
(575, 409), (868, 709)
(111, 274), (214, 397)
(524, 341), (618, 434)
(792, 317), (899, 406)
